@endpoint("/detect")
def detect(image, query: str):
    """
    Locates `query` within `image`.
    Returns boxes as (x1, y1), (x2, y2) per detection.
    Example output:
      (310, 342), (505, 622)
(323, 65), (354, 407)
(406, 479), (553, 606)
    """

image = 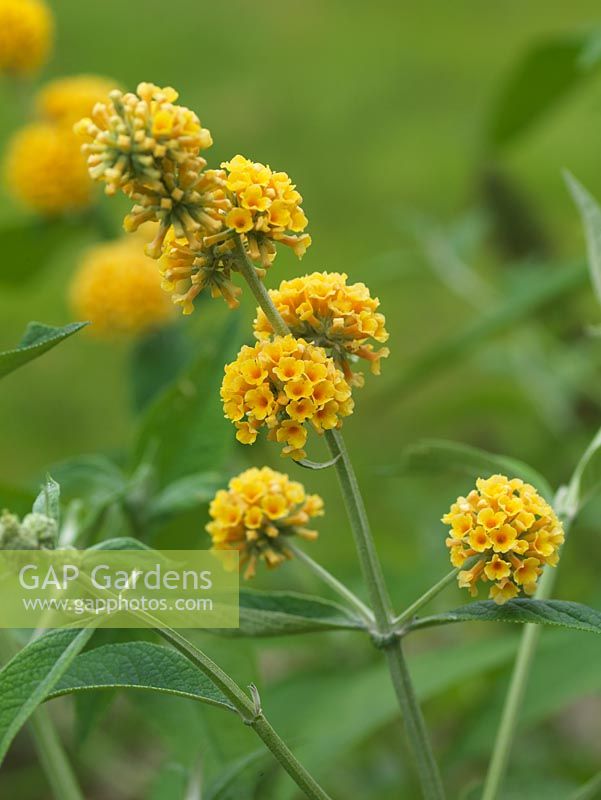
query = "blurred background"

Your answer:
(1, 1), (601, 798)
